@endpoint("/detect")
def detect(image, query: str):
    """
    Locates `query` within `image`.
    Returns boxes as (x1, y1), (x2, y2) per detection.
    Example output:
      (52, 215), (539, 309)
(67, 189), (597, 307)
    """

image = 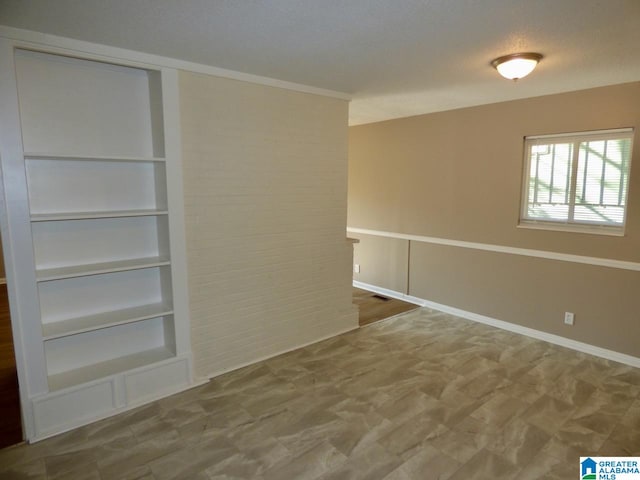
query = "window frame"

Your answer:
(519, 128), (634, 236)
